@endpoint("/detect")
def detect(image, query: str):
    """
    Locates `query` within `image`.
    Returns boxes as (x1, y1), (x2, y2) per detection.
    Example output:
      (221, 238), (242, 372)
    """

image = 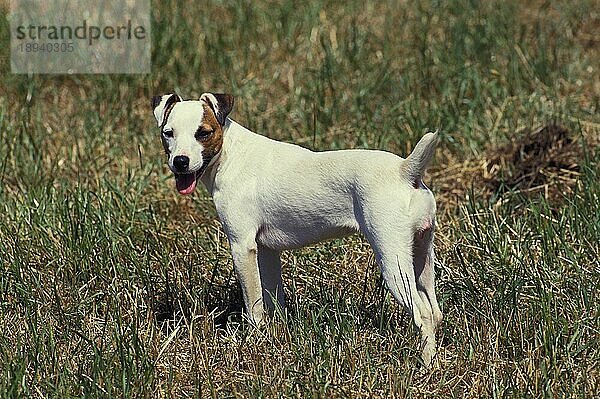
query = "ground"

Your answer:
(0, 0), (599, 397)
